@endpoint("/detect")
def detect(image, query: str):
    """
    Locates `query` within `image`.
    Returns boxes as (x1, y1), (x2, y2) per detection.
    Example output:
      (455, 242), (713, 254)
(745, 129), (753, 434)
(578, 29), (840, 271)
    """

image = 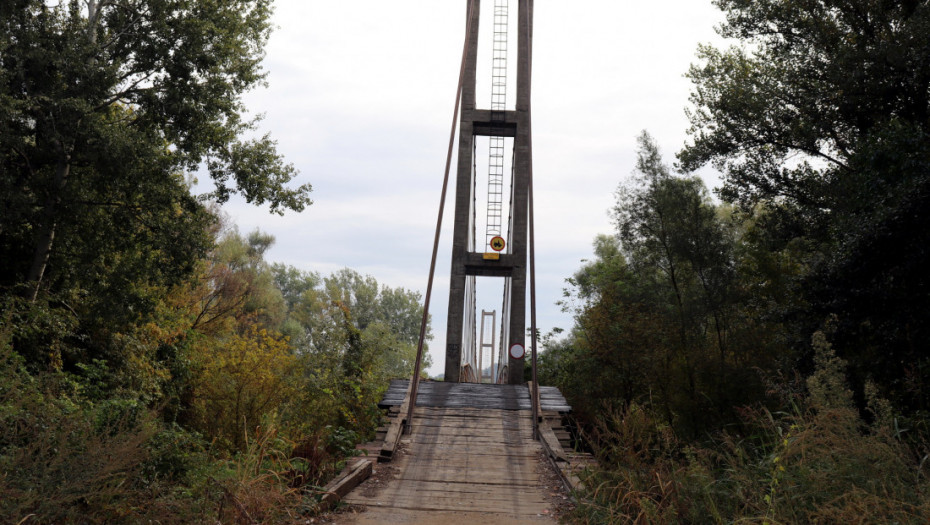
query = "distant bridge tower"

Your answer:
(445, 0), (533, 385)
